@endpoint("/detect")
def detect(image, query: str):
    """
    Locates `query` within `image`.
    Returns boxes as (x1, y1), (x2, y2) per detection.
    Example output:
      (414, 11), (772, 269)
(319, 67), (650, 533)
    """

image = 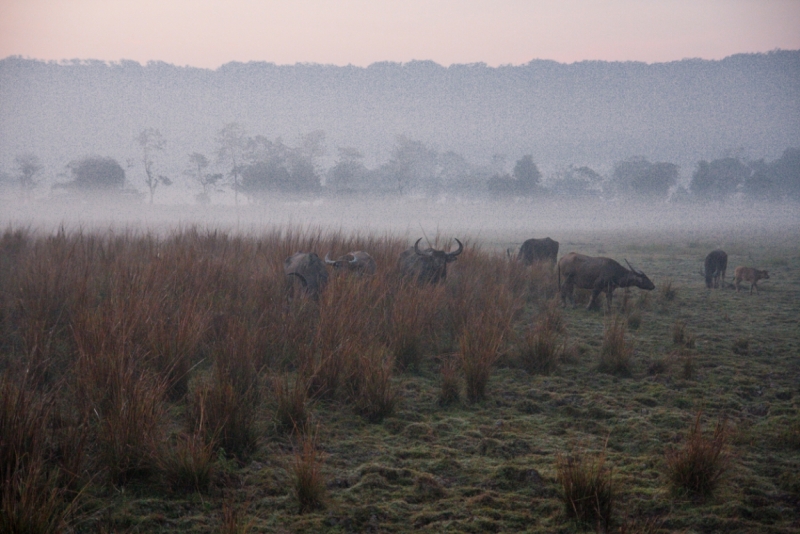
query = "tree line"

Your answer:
(3, 123), (799, 204)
